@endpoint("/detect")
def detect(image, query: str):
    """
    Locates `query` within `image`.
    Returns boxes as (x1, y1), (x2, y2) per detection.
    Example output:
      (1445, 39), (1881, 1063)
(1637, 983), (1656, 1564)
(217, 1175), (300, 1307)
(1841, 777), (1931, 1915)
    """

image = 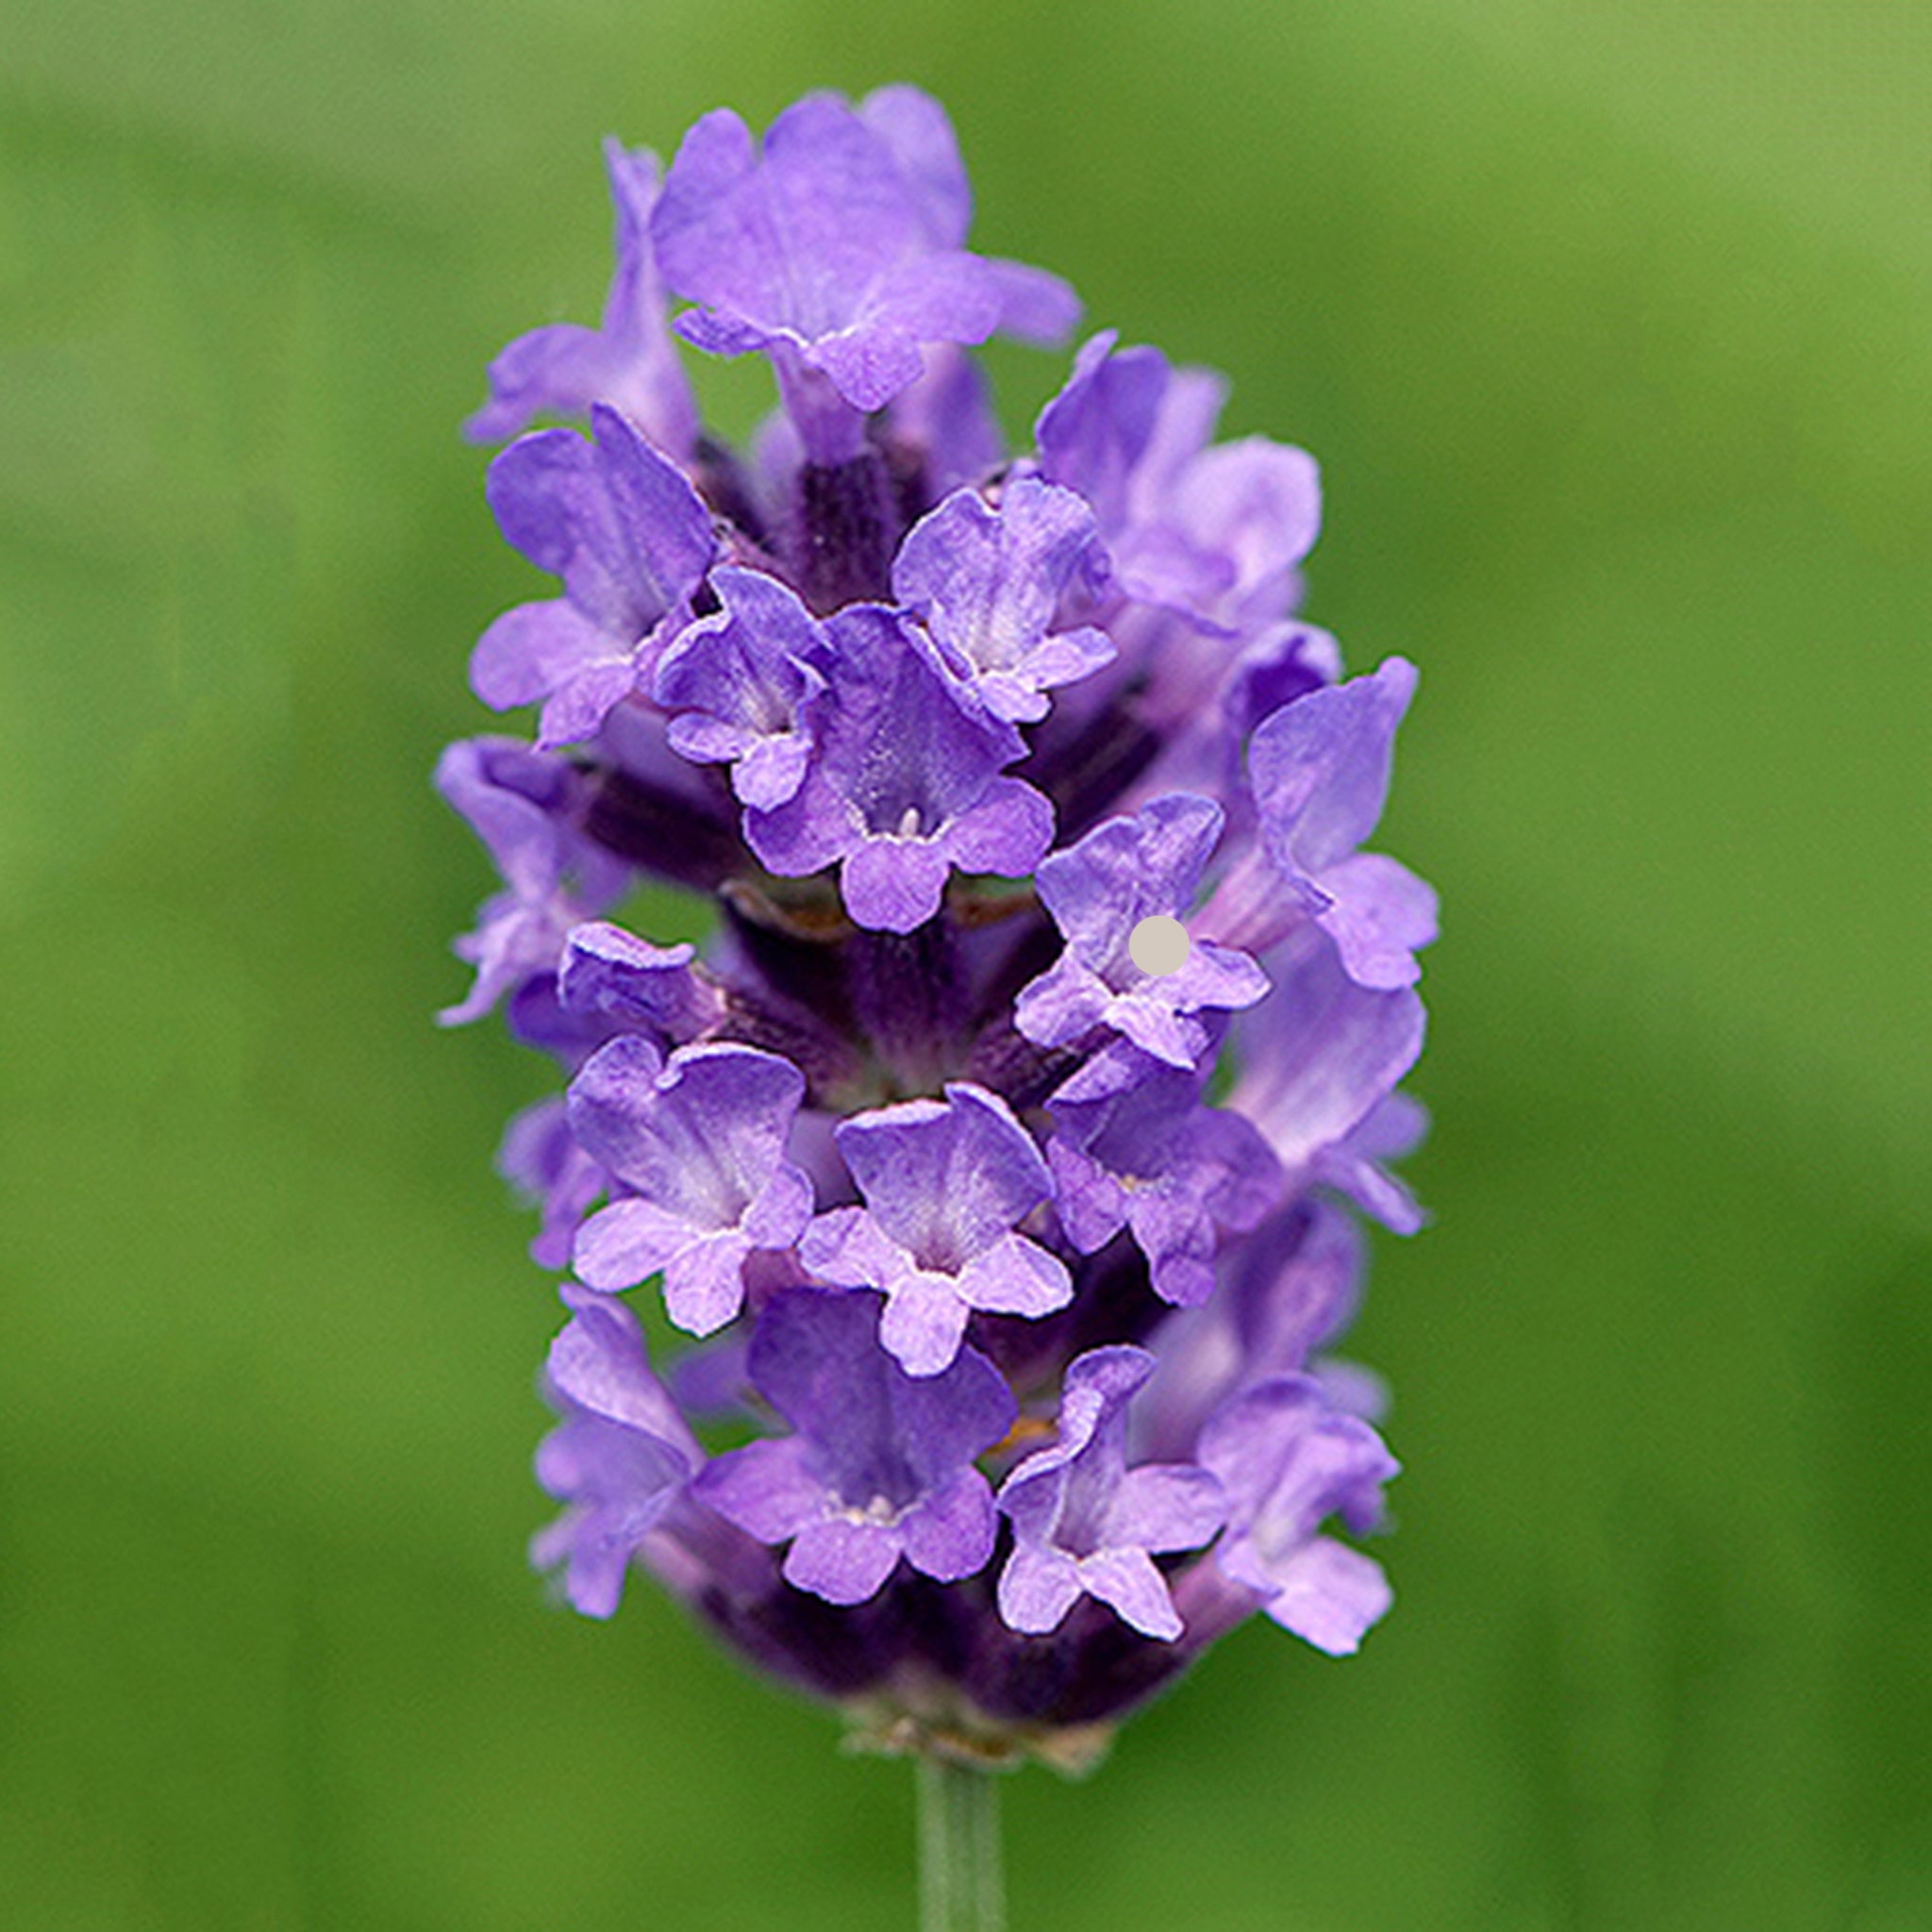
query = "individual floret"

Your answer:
(695, 1289), (1015, 1602)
